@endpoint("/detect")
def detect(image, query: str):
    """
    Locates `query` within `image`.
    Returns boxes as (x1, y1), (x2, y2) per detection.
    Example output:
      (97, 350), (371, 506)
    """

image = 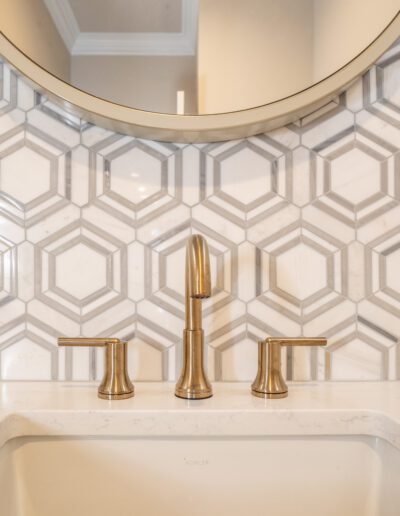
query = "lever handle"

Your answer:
(58, 337), (124, 348)
(58, 337), (134, 400)
(58, 337), (122, 347)
(251, 337), (327, 399)
(266, 338), (327, 348)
